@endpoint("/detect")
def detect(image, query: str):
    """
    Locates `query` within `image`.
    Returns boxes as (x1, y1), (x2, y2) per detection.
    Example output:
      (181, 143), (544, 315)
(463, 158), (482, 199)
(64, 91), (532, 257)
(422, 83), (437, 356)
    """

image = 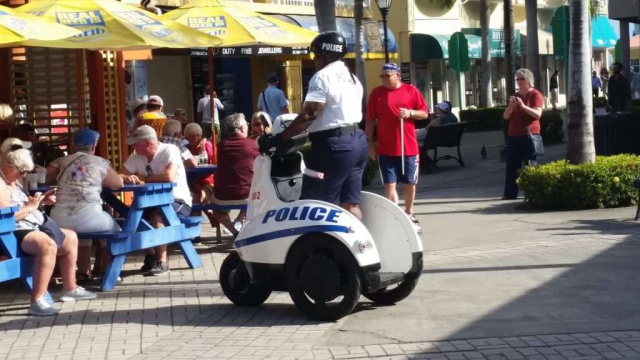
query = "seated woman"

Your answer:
(249, 111), (272, 139)
(183, 123), (218, 228)
(0, 146), (96, 316)
(212, 114), (259, 237)
(47, 129), (124, 281)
